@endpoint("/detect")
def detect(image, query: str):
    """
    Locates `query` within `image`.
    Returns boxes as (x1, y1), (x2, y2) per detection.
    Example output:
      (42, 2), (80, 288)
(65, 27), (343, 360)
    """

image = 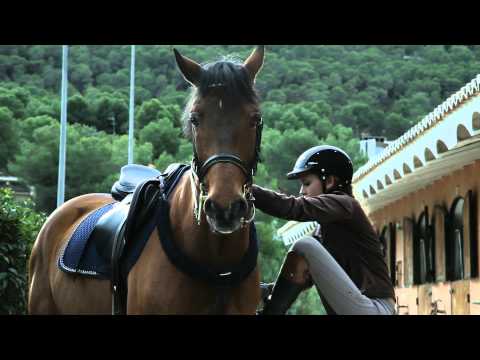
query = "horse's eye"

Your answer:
(190, 112), (200, 127)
